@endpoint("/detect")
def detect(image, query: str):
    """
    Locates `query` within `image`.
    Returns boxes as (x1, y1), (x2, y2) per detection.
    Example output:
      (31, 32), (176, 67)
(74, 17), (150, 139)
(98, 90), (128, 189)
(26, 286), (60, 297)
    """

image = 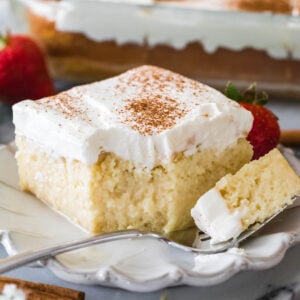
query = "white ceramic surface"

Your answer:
(0, 144), (300, 292)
